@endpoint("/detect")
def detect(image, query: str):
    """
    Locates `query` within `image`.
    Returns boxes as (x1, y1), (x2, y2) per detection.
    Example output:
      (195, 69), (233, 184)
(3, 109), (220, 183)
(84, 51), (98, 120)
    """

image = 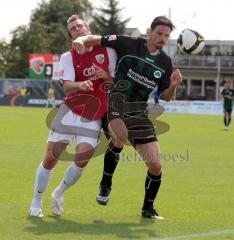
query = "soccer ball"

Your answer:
(177, 29), (205, 55)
